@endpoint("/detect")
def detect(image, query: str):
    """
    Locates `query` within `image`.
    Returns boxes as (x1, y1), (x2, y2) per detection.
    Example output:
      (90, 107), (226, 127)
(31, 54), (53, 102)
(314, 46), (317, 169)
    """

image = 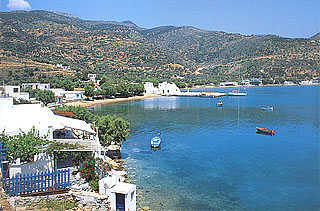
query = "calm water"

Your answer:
(95, 86), (320, 211)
